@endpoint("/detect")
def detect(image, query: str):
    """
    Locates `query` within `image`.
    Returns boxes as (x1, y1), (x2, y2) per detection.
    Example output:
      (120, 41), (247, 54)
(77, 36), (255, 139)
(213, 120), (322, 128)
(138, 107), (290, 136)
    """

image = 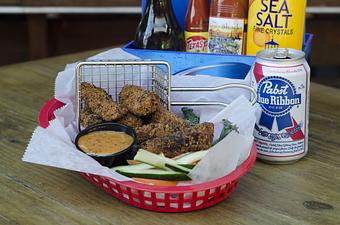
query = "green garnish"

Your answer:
(214, 119), (239, 145)
(182, 107), (200, 125)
